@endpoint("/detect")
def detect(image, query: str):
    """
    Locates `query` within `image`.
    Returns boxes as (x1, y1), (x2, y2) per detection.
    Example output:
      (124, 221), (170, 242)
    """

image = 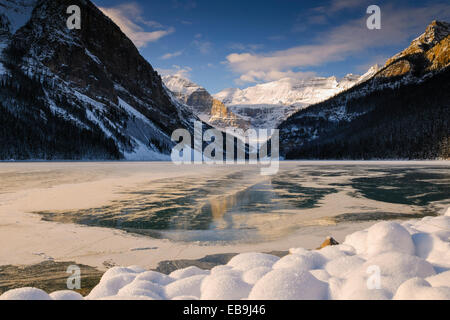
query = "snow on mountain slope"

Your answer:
(214, 75), (363, 107)
(356, 64), (381, 85)
(163, 75), (203, 98)
(228, 104), (300, 130)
